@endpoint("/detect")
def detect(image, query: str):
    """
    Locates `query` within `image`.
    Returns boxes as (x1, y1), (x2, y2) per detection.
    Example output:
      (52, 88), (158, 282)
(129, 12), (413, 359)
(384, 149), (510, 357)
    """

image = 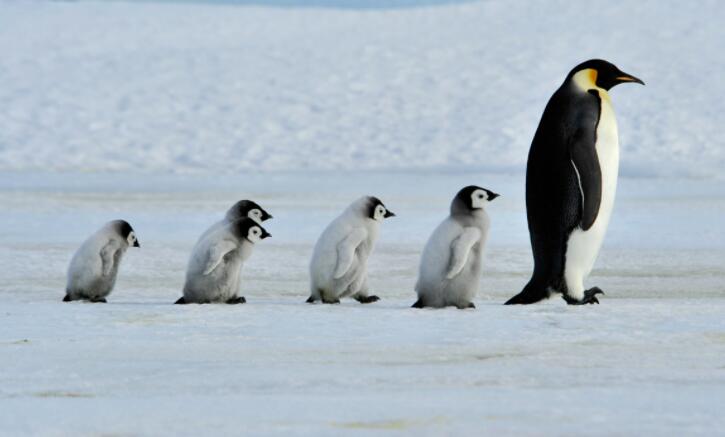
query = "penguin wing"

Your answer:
(203, 240), (237, 275)
(446, 227), (481, 279)
(333, 227), (368, 279)
(99, 239), (121, 276)
(569, 125), (602, 231)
